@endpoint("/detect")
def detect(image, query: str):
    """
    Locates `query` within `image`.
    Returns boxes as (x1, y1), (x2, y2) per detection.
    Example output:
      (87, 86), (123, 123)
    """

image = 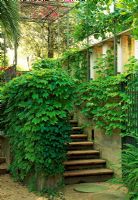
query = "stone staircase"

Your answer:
(64, 120), (114, 184)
